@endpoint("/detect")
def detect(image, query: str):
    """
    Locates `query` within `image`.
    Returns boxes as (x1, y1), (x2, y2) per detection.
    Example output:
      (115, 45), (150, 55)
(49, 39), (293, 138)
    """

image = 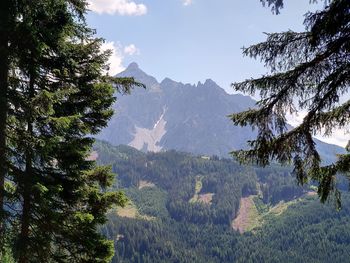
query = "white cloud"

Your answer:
(182, 0), (193, 6)
(88, 0), (147, 16)
(286, 111), (306, 128)
(101, 41), (125, 75)
(124, 44), (140, 55)
(315, 129), (349, 148)
(287, 111), (349, 148)
(100, 42), (141, 75)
